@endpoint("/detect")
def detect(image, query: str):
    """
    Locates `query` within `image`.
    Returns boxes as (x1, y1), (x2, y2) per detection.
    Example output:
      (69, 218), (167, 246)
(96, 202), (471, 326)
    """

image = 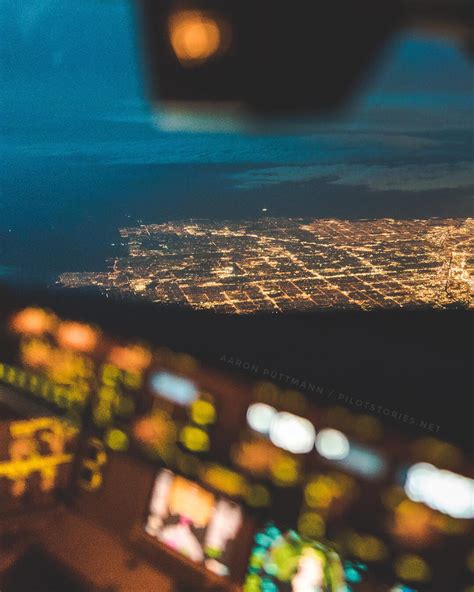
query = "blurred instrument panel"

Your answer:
(0, 287), (472, 592)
